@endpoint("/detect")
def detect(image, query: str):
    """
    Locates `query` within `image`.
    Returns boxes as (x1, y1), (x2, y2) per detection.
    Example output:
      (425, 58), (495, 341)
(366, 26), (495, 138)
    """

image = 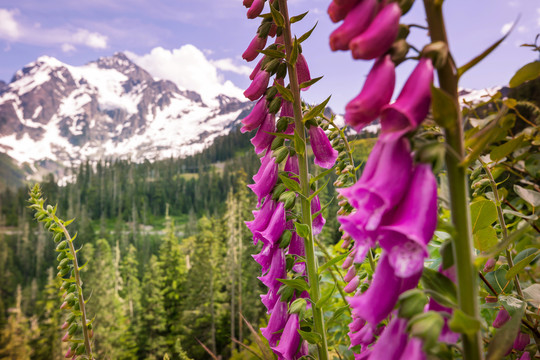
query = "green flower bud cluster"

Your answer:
(28, 184), (94, 359)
